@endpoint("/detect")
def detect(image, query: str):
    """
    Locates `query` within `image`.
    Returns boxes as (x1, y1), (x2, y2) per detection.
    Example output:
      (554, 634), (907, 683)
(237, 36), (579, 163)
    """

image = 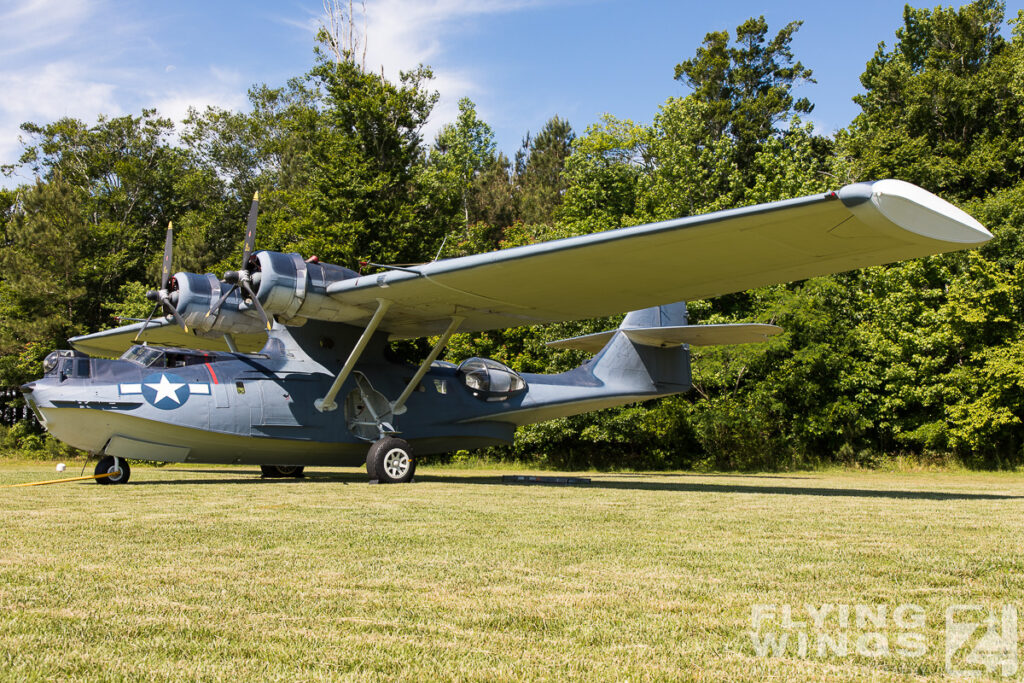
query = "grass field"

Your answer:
(1, 461), (1023, 681)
